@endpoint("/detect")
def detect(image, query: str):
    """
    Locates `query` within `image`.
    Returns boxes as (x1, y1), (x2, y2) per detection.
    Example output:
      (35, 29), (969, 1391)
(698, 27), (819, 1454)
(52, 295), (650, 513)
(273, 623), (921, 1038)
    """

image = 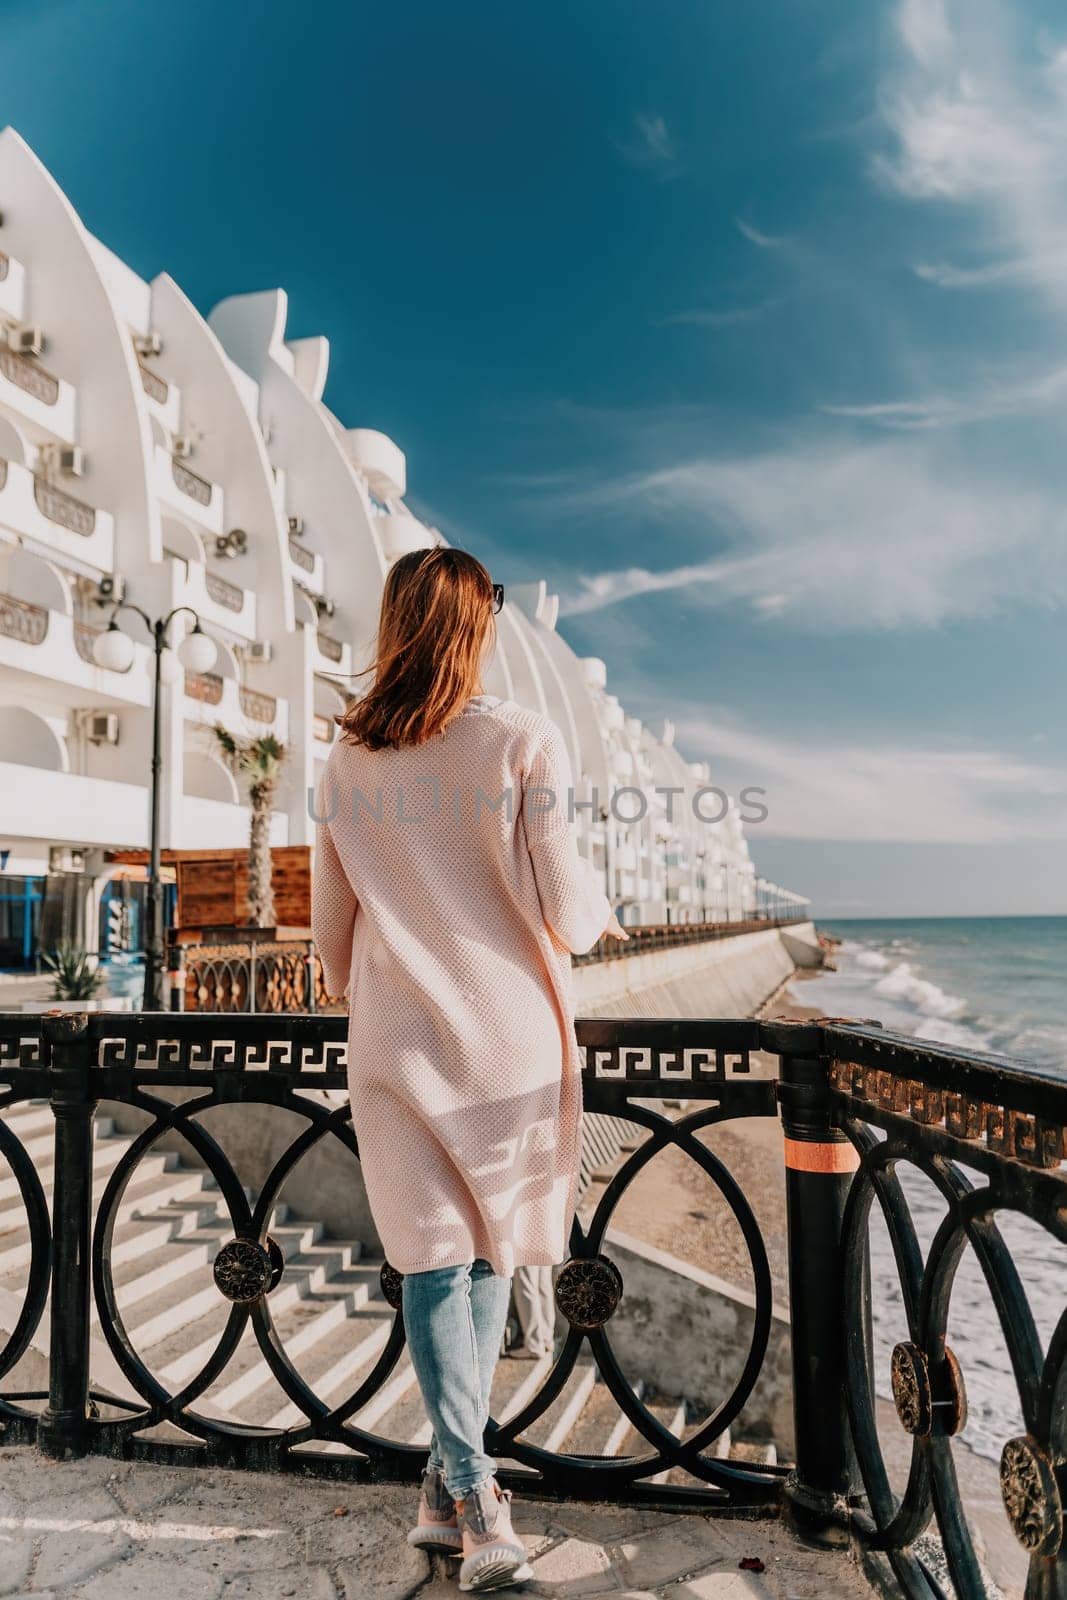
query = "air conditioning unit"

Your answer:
(215, 528), (248, 559)
(58, 446), (86, 478)
(8, 326), (45, 357)
(246, 641), (274, 664)
(49, 846), (85, 874)
(288, 515), (304, 537)
(98, 572), (127, 603)
(88, 712), (120, 746)
(172, 434), (194, 458)
(134, 331), (163, 358)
